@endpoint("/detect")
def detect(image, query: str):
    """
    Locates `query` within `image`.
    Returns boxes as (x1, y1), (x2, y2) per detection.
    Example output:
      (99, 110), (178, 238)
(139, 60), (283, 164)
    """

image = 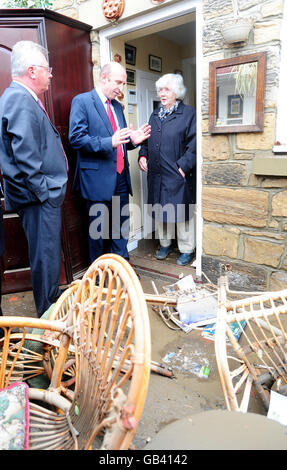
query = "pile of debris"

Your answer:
(148, 274), (218, 335)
